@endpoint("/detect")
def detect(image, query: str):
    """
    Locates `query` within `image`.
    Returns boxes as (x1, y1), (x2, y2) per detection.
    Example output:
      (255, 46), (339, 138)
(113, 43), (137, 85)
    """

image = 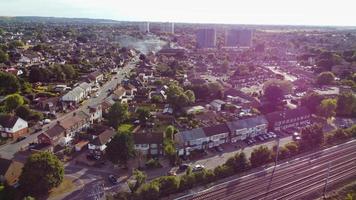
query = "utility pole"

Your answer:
(323, 162), (331, 199)
(264, 137), (280, 200)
